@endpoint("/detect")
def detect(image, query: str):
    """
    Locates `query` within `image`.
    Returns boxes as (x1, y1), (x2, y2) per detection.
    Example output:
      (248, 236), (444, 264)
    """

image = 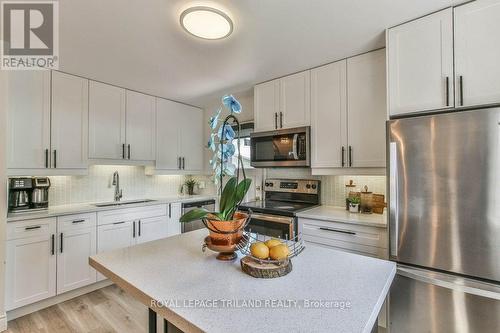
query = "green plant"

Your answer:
(180, 176), (251, 222)
(349, 196), (361, 205)
(184, 177), (198, 188)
